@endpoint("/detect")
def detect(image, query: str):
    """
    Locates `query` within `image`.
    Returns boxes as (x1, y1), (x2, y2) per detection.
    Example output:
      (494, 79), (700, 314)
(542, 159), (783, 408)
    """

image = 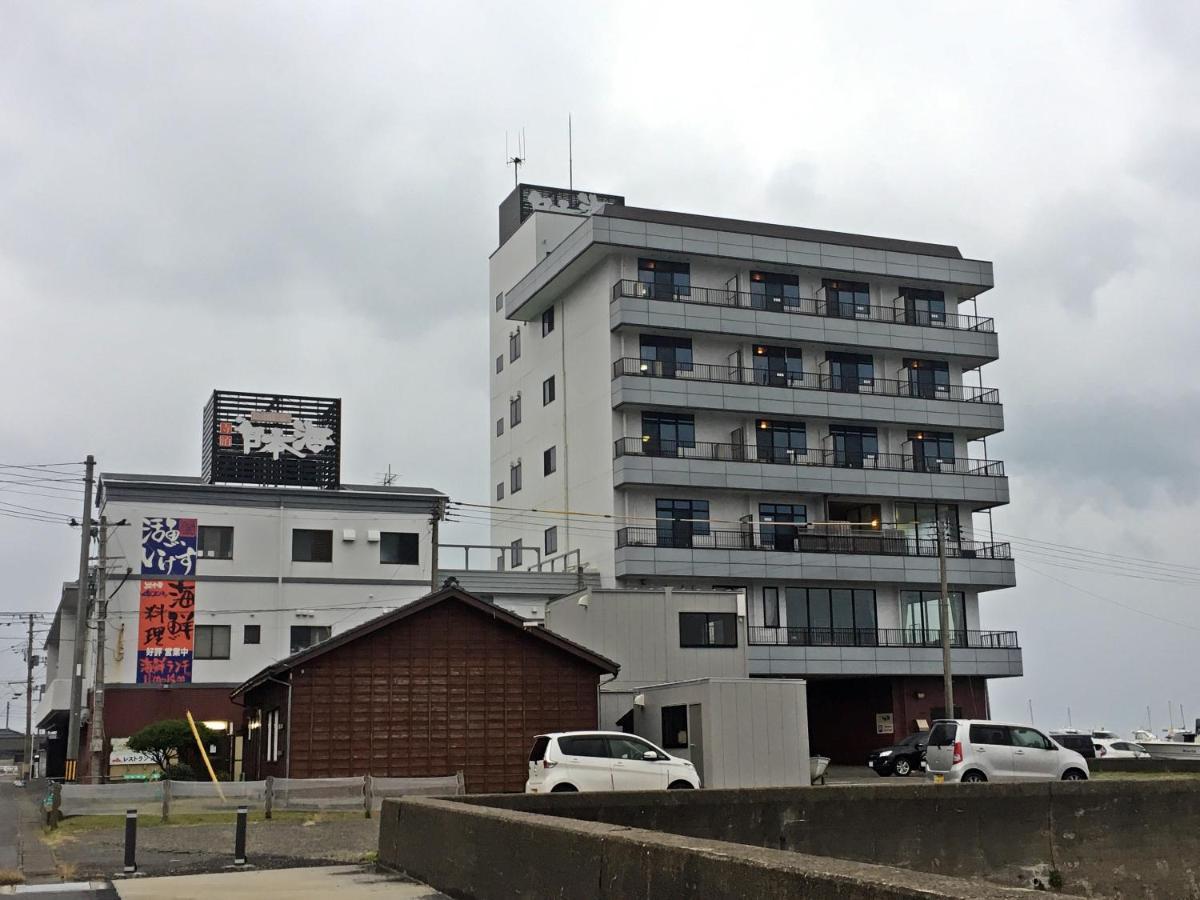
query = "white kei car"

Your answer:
(526, 731), (701, 793)
(1093, 738), (1150, 759)
(925, 719), (1090, 783)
